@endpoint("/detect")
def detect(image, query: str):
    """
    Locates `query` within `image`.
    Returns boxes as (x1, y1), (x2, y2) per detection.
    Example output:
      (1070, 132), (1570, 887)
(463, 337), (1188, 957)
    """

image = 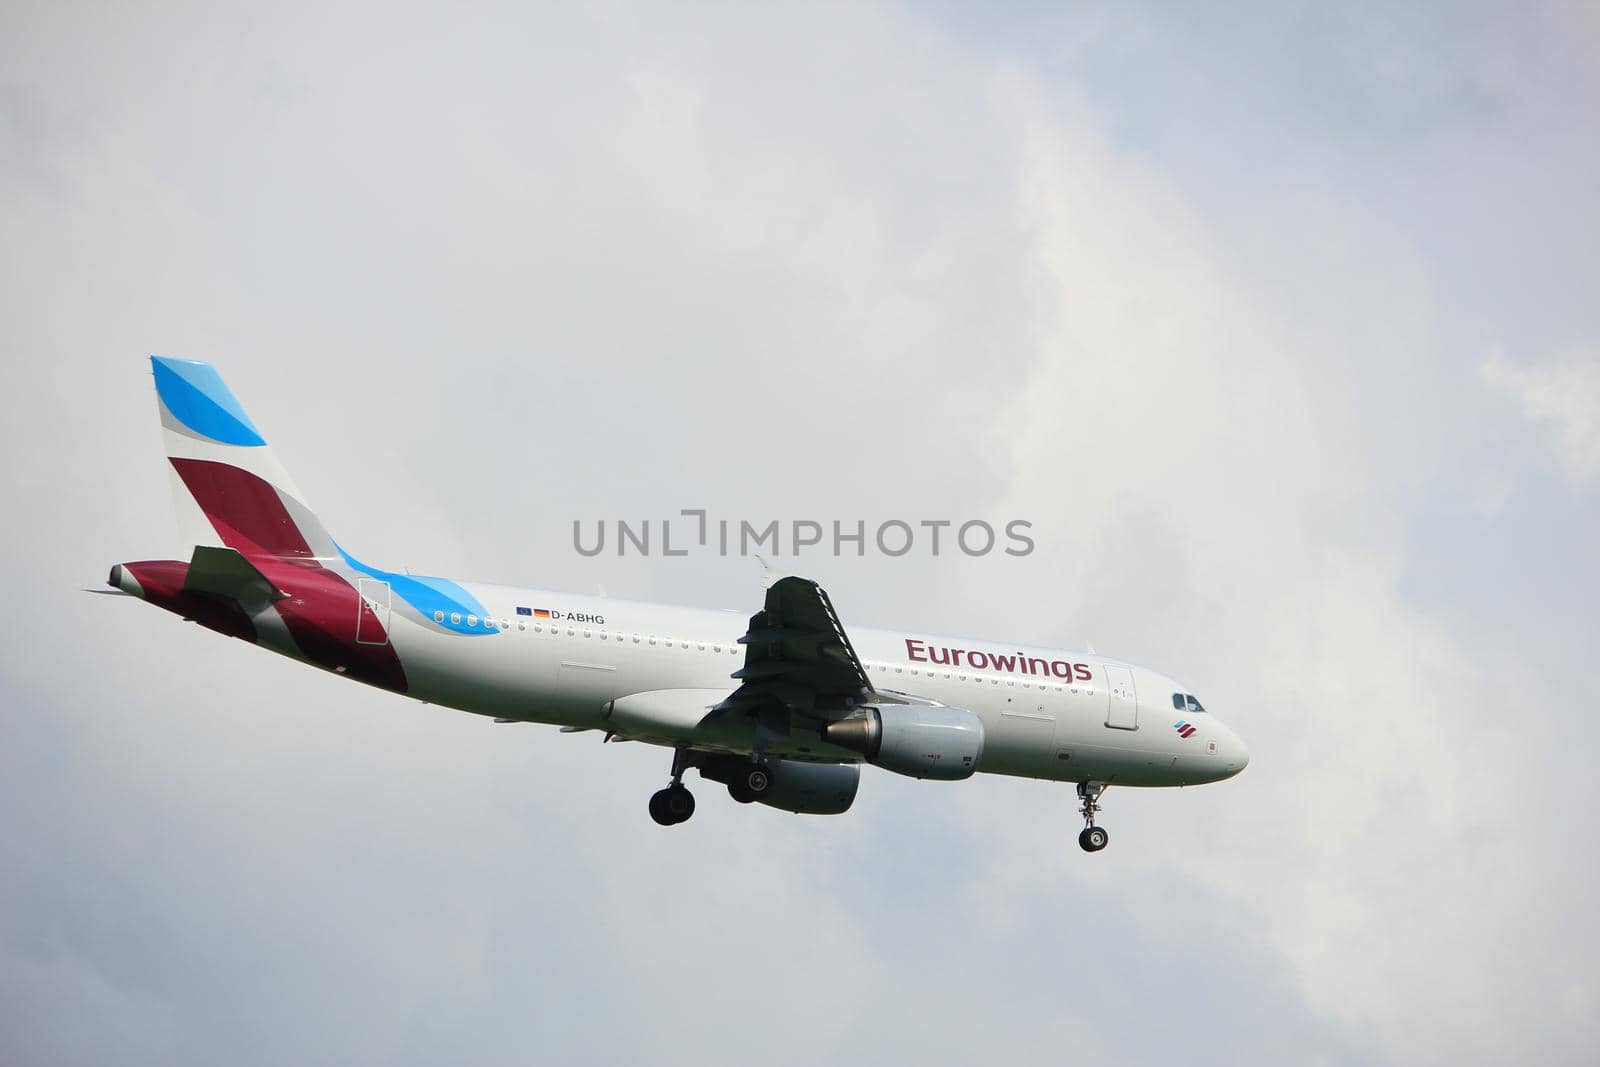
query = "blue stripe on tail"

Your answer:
(333, 543), (500, 637)
(151, 356), (266, 446)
